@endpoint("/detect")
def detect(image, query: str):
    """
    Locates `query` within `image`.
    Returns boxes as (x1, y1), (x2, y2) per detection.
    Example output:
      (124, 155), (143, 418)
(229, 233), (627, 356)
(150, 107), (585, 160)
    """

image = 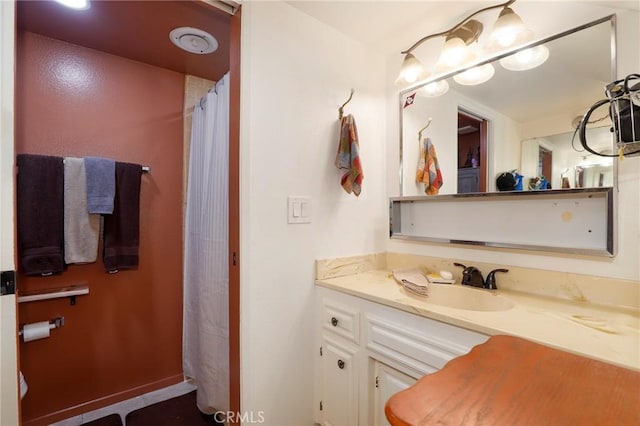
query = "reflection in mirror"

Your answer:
(521, 126), (613, 190)
(400, 16), (615, 196)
